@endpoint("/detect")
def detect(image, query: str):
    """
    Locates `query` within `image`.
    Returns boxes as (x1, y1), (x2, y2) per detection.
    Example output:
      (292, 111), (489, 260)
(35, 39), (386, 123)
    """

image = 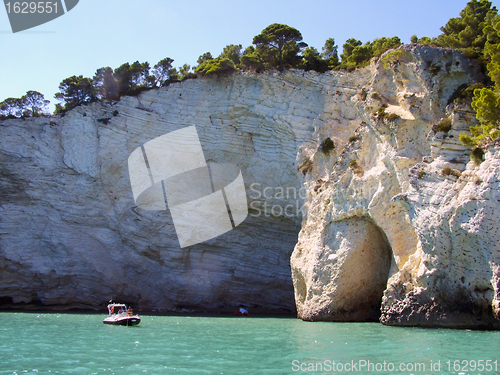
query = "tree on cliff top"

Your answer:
(21, 91), (50, 117)
(322, 38), (340, 68)
(444, 1), (500, 152)
(240, 46), (264, 71)
(178, 64), (195, 81)
(303, 47), (328, 72)
(55, 75), (95, 113)
(338, 37), (401, 71)
(0, 98), (21, 118)
(252, 23), (307, 71)
(437, 0), (498, 63)
(0, 91), (50, 118)
(195, 57), (237, 77)
(152, 57), (175, 87)
(93, 67), (118, 100)
(113, 61), (152, 97)
(461, 14), (500, 148)
(339, 38), (368, 70)
(197, 52), (213, 65)
(219, 44), (243, 66)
